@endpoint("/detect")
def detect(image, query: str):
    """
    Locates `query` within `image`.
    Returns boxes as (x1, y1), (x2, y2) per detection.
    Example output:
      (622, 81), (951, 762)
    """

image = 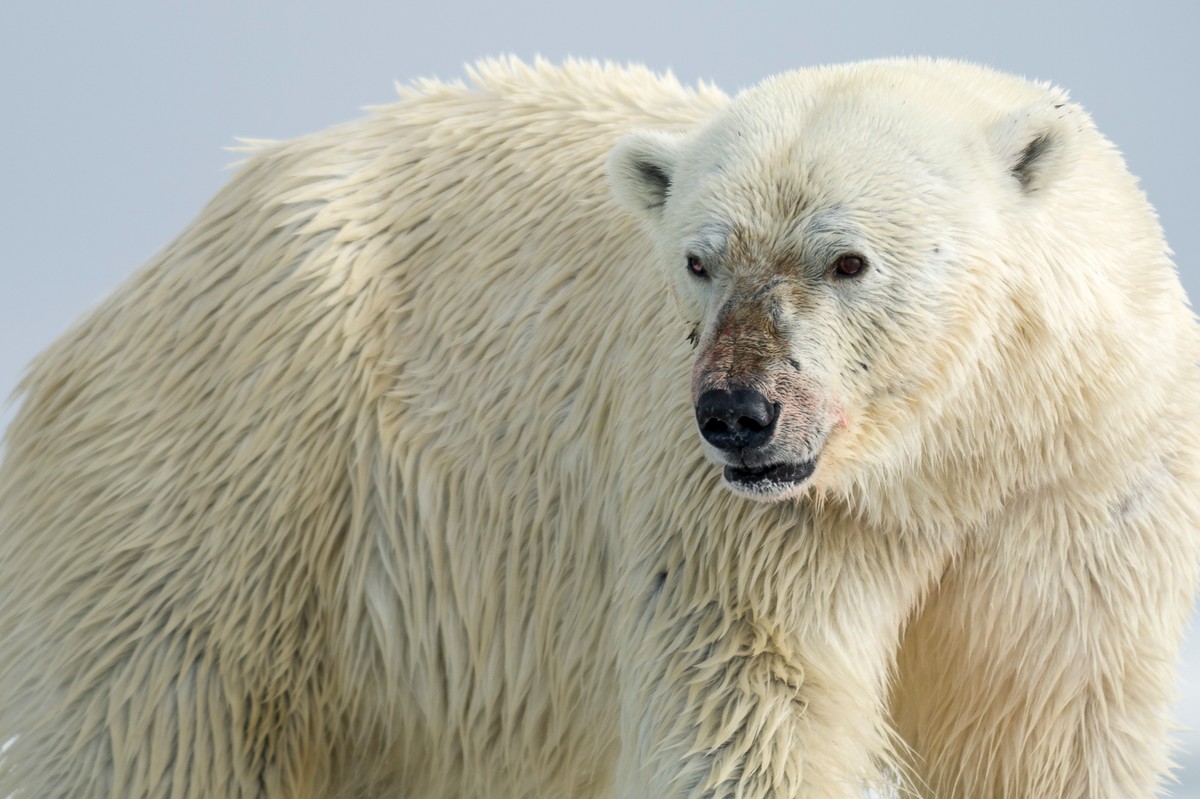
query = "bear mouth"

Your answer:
(723, 459), (817, 494)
